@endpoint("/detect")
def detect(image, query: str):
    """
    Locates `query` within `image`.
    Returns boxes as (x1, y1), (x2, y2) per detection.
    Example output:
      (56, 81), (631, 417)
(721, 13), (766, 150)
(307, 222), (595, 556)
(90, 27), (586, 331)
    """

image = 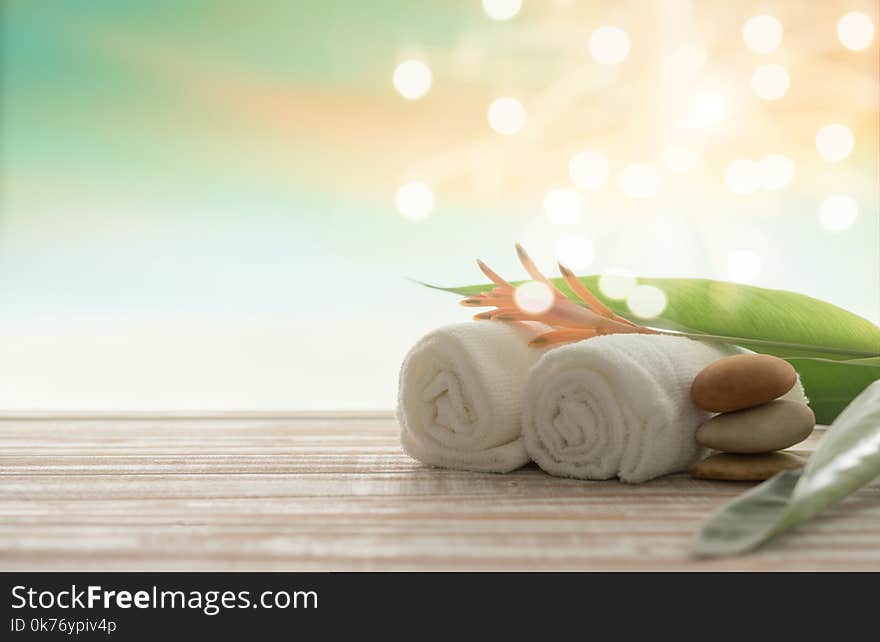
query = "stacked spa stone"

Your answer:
(687, 354), (816, 481)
